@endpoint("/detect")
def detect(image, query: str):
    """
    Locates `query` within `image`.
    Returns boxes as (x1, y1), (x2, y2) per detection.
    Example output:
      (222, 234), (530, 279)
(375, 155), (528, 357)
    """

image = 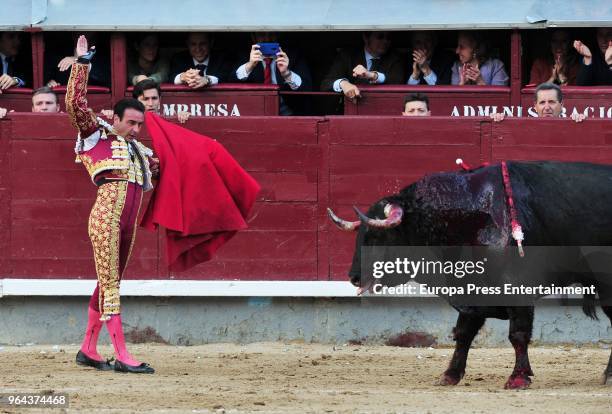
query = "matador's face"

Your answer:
(113, 108), (145, 140)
